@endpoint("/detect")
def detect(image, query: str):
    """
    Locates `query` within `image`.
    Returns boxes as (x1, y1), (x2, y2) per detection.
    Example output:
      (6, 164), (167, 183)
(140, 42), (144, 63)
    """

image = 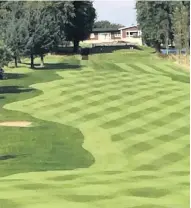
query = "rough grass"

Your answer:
(0, 49), (189, 208)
